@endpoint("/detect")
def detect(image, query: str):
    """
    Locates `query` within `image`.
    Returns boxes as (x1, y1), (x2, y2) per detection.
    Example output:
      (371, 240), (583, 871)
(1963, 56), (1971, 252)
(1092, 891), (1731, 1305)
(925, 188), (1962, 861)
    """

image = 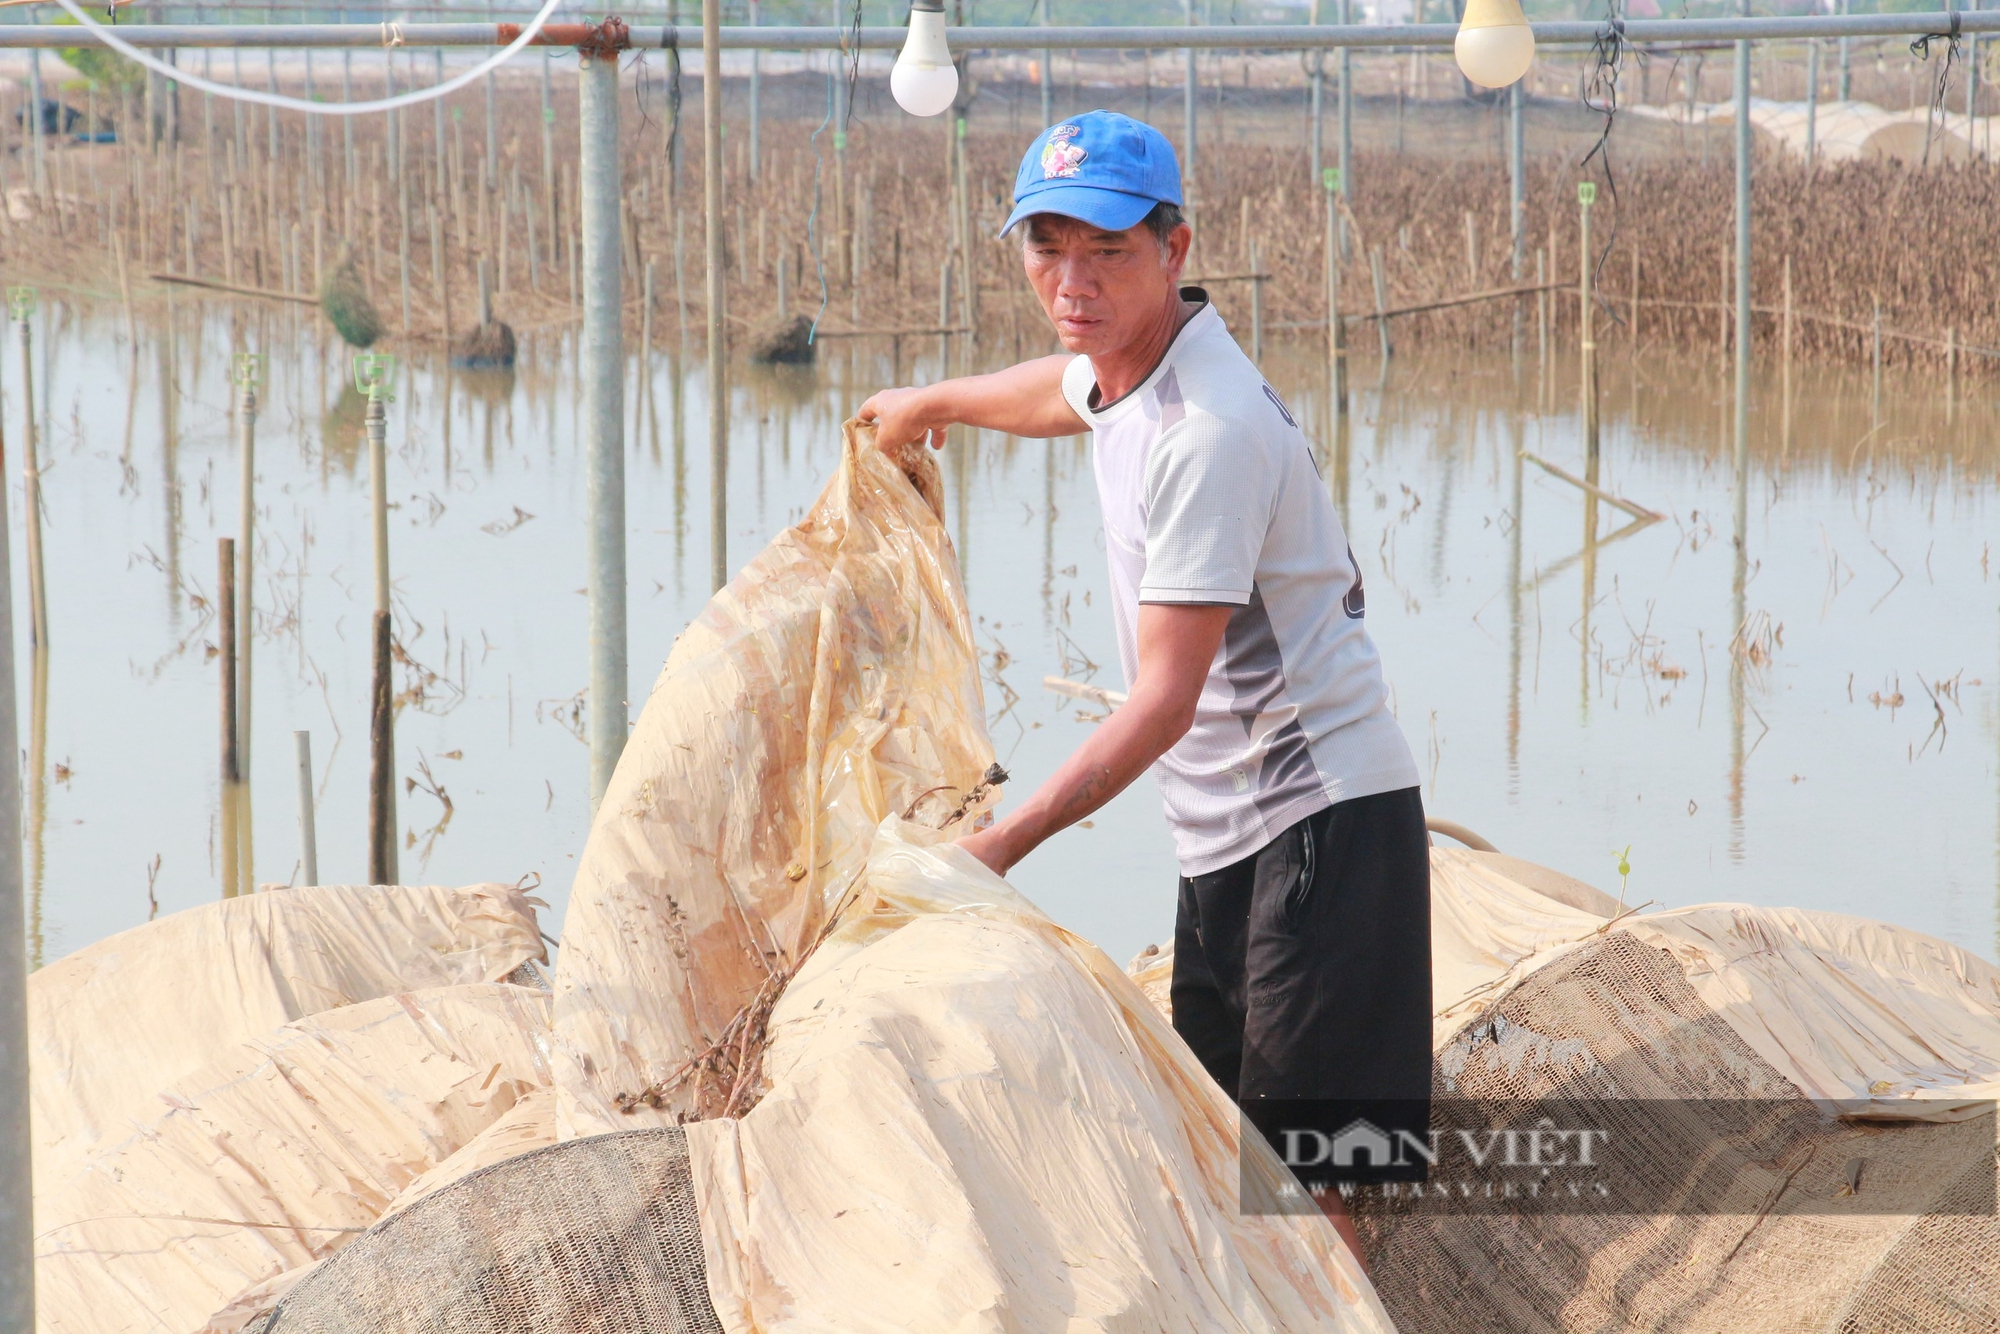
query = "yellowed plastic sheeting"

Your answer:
(552, 425), (992, 1139)
(689, 823), (1393, 1334)
(553, 423), (1396, 1330)
(29, 881), (545, 1194)
(35, 982), (552, 1334)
